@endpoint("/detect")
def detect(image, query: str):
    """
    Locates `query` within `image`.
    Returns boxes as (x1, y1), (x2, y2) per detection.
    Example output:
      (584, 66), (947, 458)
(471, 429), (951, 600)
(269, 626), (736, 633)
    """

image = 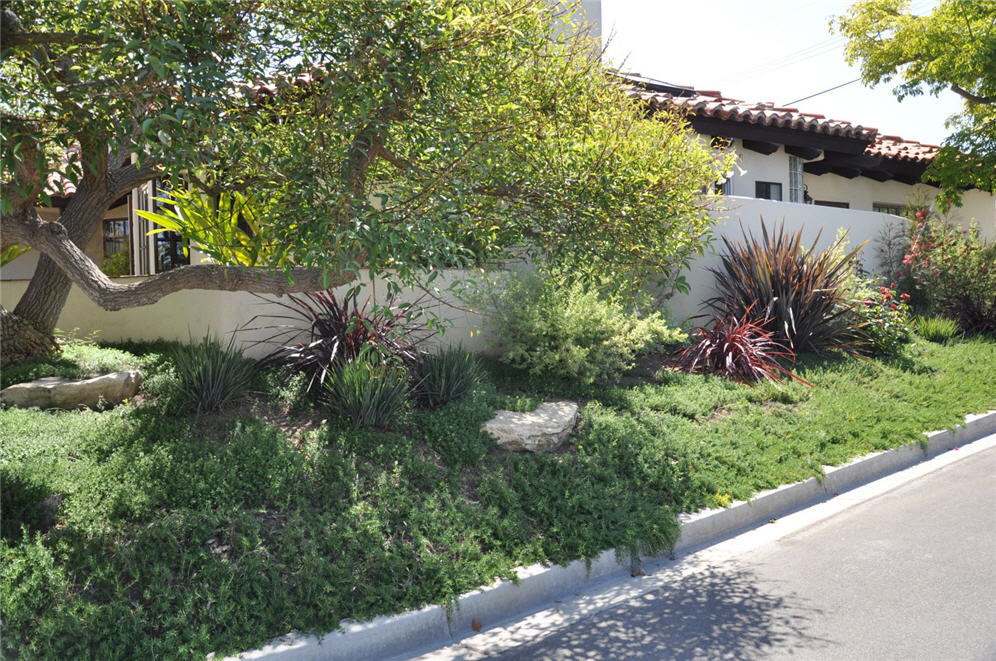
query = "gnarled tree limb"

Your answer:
(4, 211), (346, 311)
